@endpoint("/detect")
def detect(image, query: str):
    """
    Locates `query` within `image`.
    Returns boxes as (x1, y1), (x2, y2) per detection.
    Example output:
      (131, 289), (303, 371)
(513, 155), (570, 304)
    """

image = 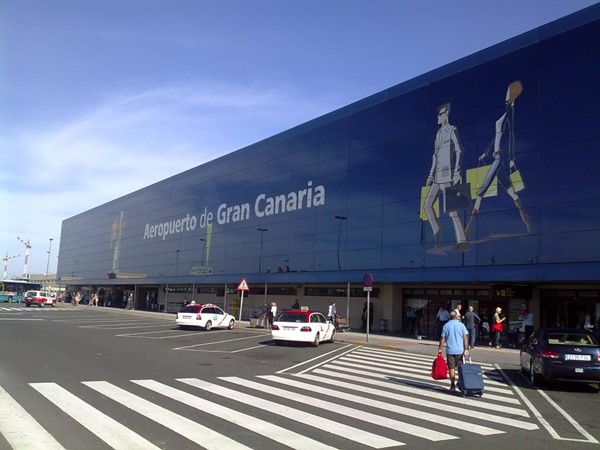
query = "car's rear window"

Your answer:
(179, 306), (201, 313)
(546, 333), (599, 346)
(277, 313), (308, 323)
